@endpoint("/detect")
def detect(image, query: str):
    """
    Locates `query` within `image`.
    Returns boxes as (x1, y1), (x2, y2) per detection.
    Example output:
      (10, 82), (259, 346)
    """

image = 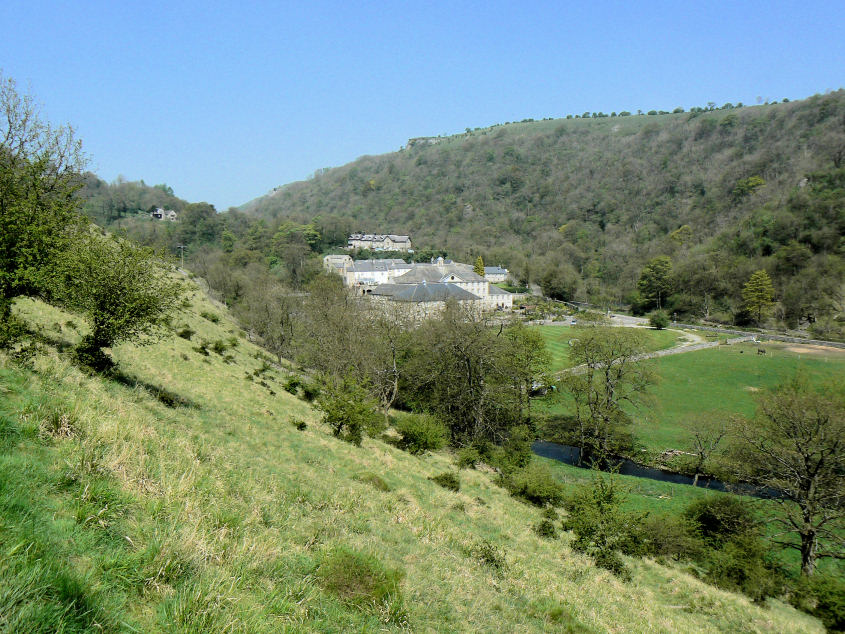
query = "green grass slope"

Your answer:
(0, 285), (823, 632)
